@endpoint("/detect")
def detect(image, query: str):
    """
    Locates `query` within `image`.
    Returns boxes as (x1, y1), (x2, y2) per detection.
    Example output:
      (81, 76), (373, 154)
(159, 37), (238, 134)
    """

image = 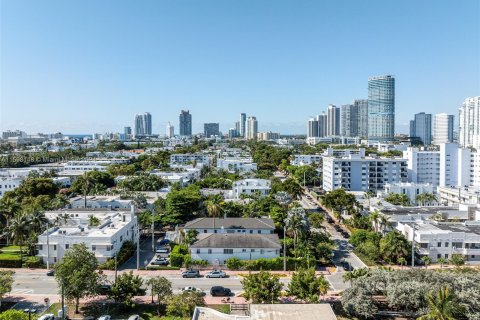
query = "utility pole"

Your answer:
(283, 225), (287, 272)
(114, 254), (118, 284)
(137, 220), (140, 270)
(46, 222), (50, 270)
(411, 224), (416, 267)
(61, 280), (65, 320)
(151, 210), (155, 253)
